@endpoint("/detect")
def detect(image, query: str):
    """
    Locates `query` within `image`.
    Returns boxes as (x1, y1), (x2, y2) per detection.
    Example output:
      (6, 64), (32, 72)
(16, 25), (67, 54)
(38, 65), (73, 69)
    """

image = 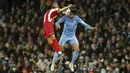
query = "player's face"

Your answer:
(52, 2), (59, 8)
(68, 12), (75, 19)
